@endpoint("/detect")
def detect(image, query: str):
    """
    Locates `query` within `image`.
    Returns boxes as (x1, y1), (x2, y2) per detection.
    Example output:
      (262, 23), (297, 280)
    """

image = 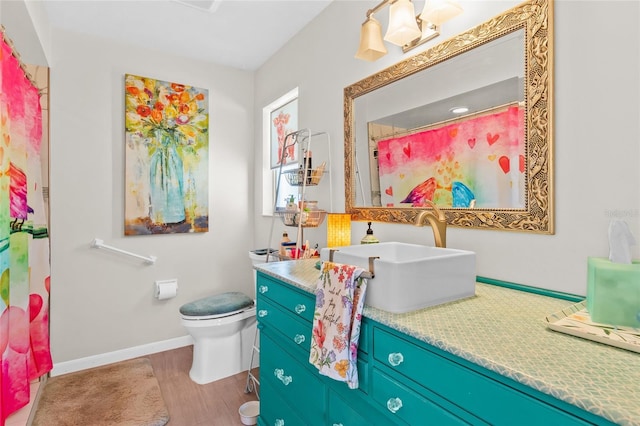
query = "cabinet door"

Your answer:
(260, 331), (325, 425)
